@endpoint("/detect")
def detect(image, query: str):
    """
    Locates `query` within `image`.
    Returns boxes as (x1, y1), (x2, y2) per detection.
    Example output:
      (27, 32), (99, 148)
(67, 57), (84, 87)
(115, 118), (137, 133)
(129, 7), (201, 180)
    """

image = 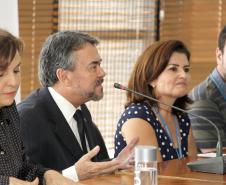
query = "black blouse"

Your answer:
(0, 102), (46, 185)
